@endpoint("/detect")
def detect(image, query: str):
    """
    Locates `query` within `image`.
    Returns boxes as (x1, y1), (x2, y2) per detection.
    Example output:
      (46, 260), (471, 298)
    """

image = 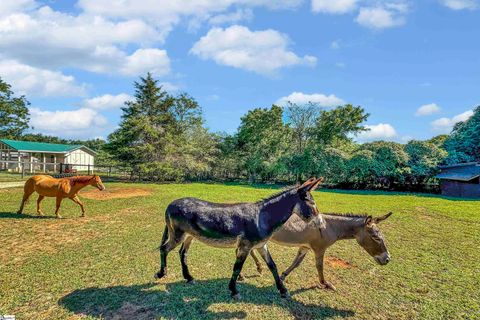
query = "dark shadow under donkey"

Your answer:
(155, 178), (325, 299)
